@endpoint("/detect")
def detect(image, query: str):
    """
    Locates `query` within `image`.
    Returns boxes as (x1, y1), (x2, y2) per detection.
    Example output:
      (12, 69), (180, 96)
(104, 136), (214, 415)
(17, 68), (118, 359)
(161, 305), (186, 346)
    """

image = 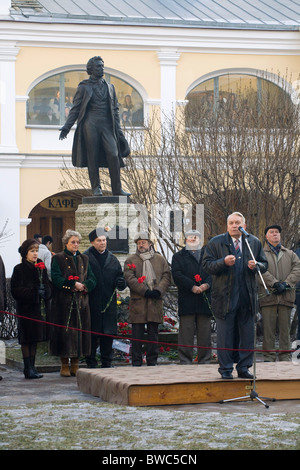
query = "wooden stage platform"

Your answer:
(76, 362), (300, 407)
